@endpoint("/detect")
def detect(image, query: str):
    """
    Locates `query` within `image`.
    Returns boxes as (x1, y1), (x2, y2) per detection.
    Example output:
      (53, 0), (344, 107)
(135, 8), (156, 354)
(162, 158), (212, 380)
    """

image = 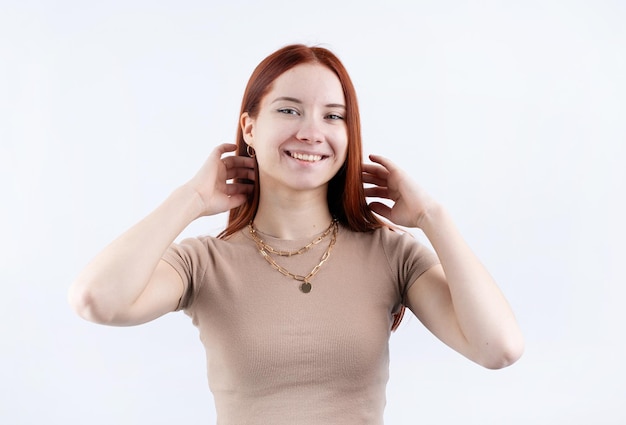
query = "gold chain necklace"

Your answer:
(248, 220), (338, 293)
(248, 219), (336, 257)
